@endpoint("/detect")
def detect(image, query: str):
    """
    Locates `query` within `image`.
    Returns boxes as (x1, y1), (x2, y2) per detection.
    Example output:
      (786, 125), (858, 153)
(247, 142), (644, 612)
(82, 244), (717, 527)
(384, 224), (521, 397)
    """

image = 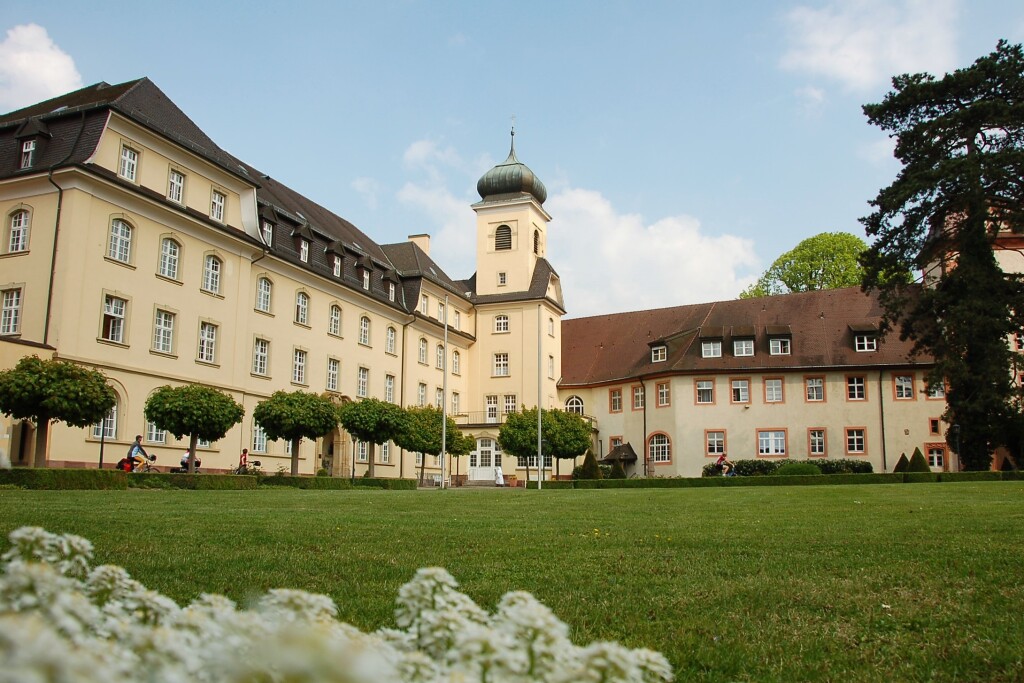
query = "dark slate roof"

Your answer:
(600, 443), (638, 463)
(560, 287), (931, 387)
(470, 258), (566, 313)
(0, 79), (249, 183)
(380, 241), (471, 300)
